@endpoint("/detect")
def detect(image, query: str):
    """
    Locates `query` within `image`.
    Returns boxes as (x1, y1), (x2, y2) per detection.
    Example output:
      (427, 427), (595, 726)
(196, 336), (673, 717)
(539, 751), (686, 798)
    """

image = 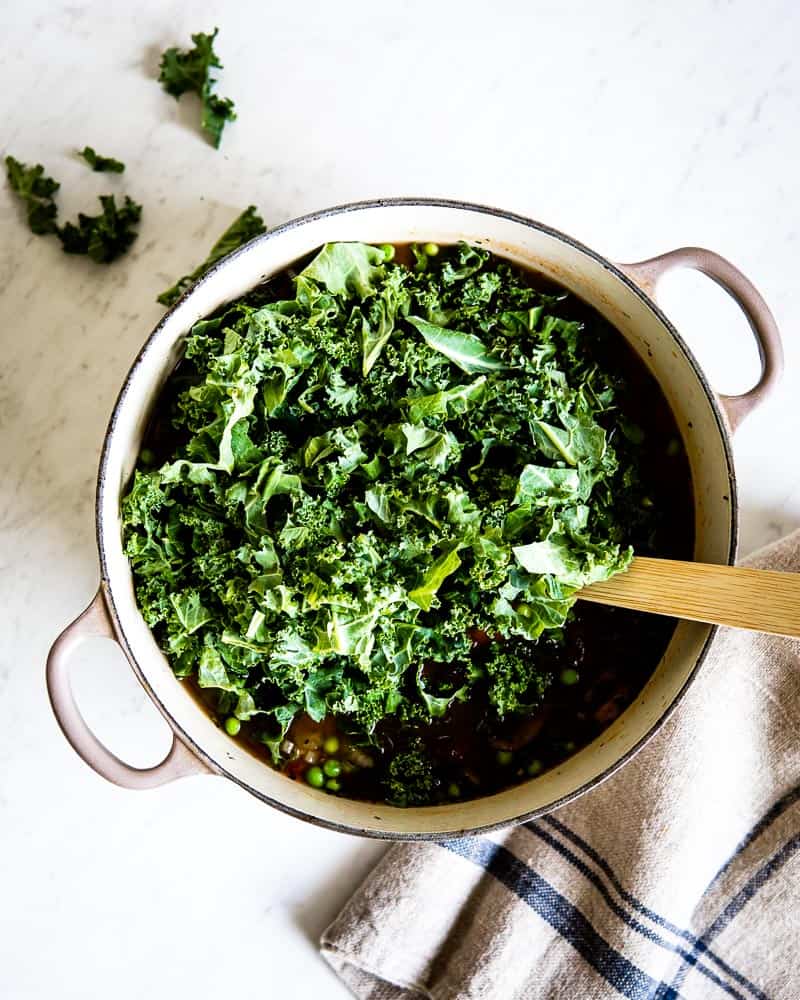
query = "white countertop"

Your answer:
(2, 1), (799, 997)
